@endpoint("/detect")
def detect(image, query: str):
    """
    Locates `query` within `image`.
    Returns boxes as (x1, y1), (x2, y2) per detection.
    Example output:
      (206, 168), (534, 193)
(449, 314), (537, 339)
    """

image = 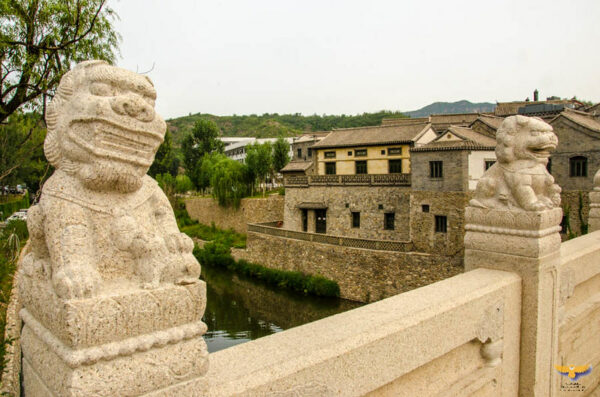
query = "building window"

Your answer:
(430, 161), (443, 178)
(435, 215), (447, 233)
(381, 150), (386, 155)
(484, 160), (496, 171)
(355, 160), (367, 174)
(348, 151), (352, 156)
(389, 159), (402, 174)
(297, 148), (302, 158)
(384, 213), (395, 230)
(308, 148), (312, 157)
(325, 162), (336, 175)
(351, 212), (360, 228)
(378, 204), (383, 210)
(355, 149), (367, 157)
(422, 204), (430, 213)
(388, 147), (402, 155)
(546, 158), (552, 173)
(569, 156), (587, 177)
(325, 151), (336, 159)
